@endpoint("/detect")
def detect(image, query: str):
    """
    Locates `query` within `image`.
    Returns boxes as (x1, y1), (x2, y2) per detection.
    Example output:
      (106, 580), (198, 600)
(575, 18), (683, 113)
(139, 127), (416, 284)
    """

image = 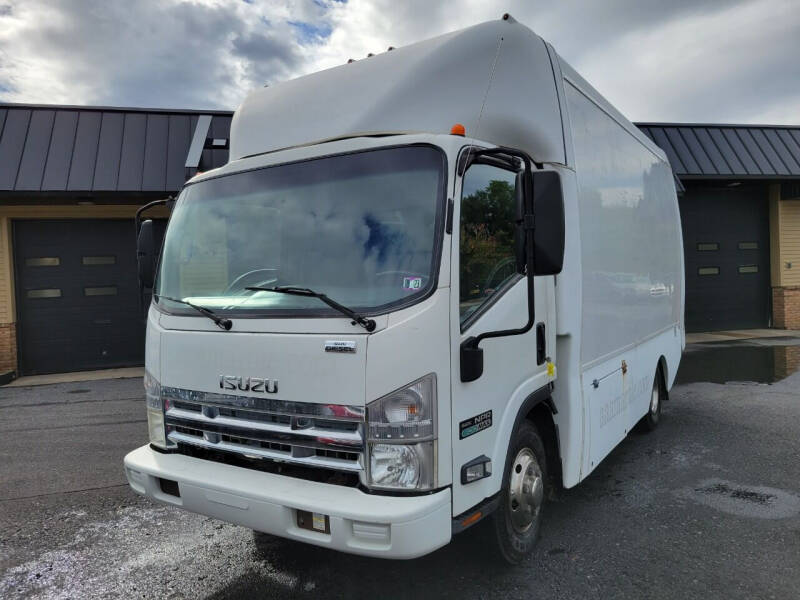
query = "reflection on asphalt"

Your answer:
(676, 336), (800, 384)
